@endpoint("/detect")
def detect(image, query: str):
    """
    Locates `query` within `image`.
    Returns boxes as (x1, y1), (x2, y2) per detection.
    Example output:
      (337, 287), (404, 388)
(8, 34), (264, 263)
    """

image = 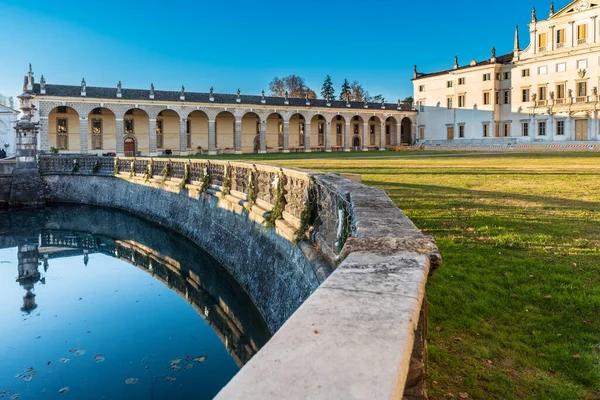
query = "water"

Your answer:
(0, 205), (270, 399)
